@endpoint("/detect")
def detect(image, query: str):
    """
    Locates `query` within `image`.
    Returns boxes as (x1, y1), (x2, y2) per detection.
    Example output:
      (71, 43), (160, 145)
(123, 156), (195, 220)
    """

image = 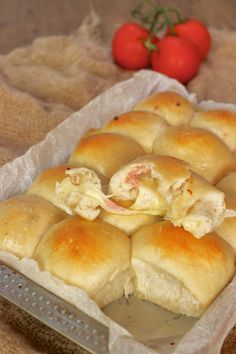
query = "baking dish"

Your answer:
(0, 70), (235, 354)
